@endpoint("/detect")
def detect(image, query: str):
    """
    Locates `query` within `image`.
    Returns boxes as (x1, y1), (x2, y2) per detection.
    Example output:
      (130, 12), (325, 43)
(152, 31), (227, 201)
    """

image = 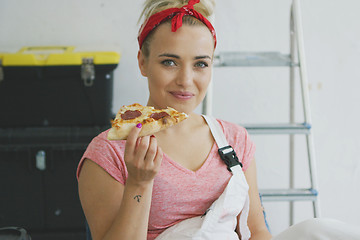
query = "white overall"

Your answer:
(155, 116), (251, 240)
